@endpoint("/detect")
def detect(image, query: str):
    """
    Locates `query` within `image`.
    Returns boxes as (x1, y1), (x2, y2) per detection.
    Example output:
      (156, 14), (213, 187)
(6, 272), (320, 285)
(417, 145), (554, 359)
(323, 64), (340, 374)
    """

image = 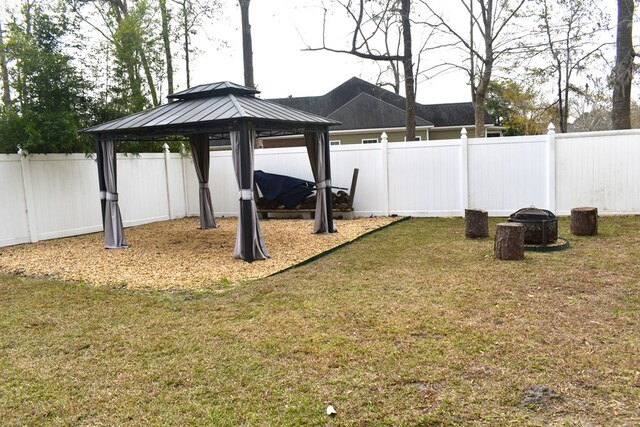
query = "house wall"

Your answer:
(260, 129), (429, 148)
(2, 129), (639, 247)
(329, 129), (429, 145)
(429, 127), (474, 140)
